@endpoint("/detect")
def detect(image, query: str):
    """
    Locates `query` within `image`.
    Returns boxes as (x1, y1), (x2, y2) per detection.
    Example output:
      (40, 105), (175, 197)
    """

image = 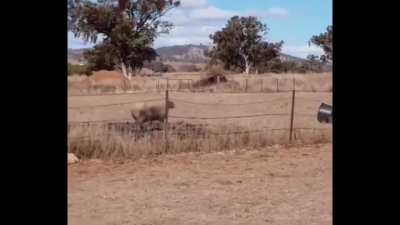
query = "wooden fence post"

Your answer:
(245, 79), (248, 92)
(164, 89), (169, 153)
(260, 79), (263, 92)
